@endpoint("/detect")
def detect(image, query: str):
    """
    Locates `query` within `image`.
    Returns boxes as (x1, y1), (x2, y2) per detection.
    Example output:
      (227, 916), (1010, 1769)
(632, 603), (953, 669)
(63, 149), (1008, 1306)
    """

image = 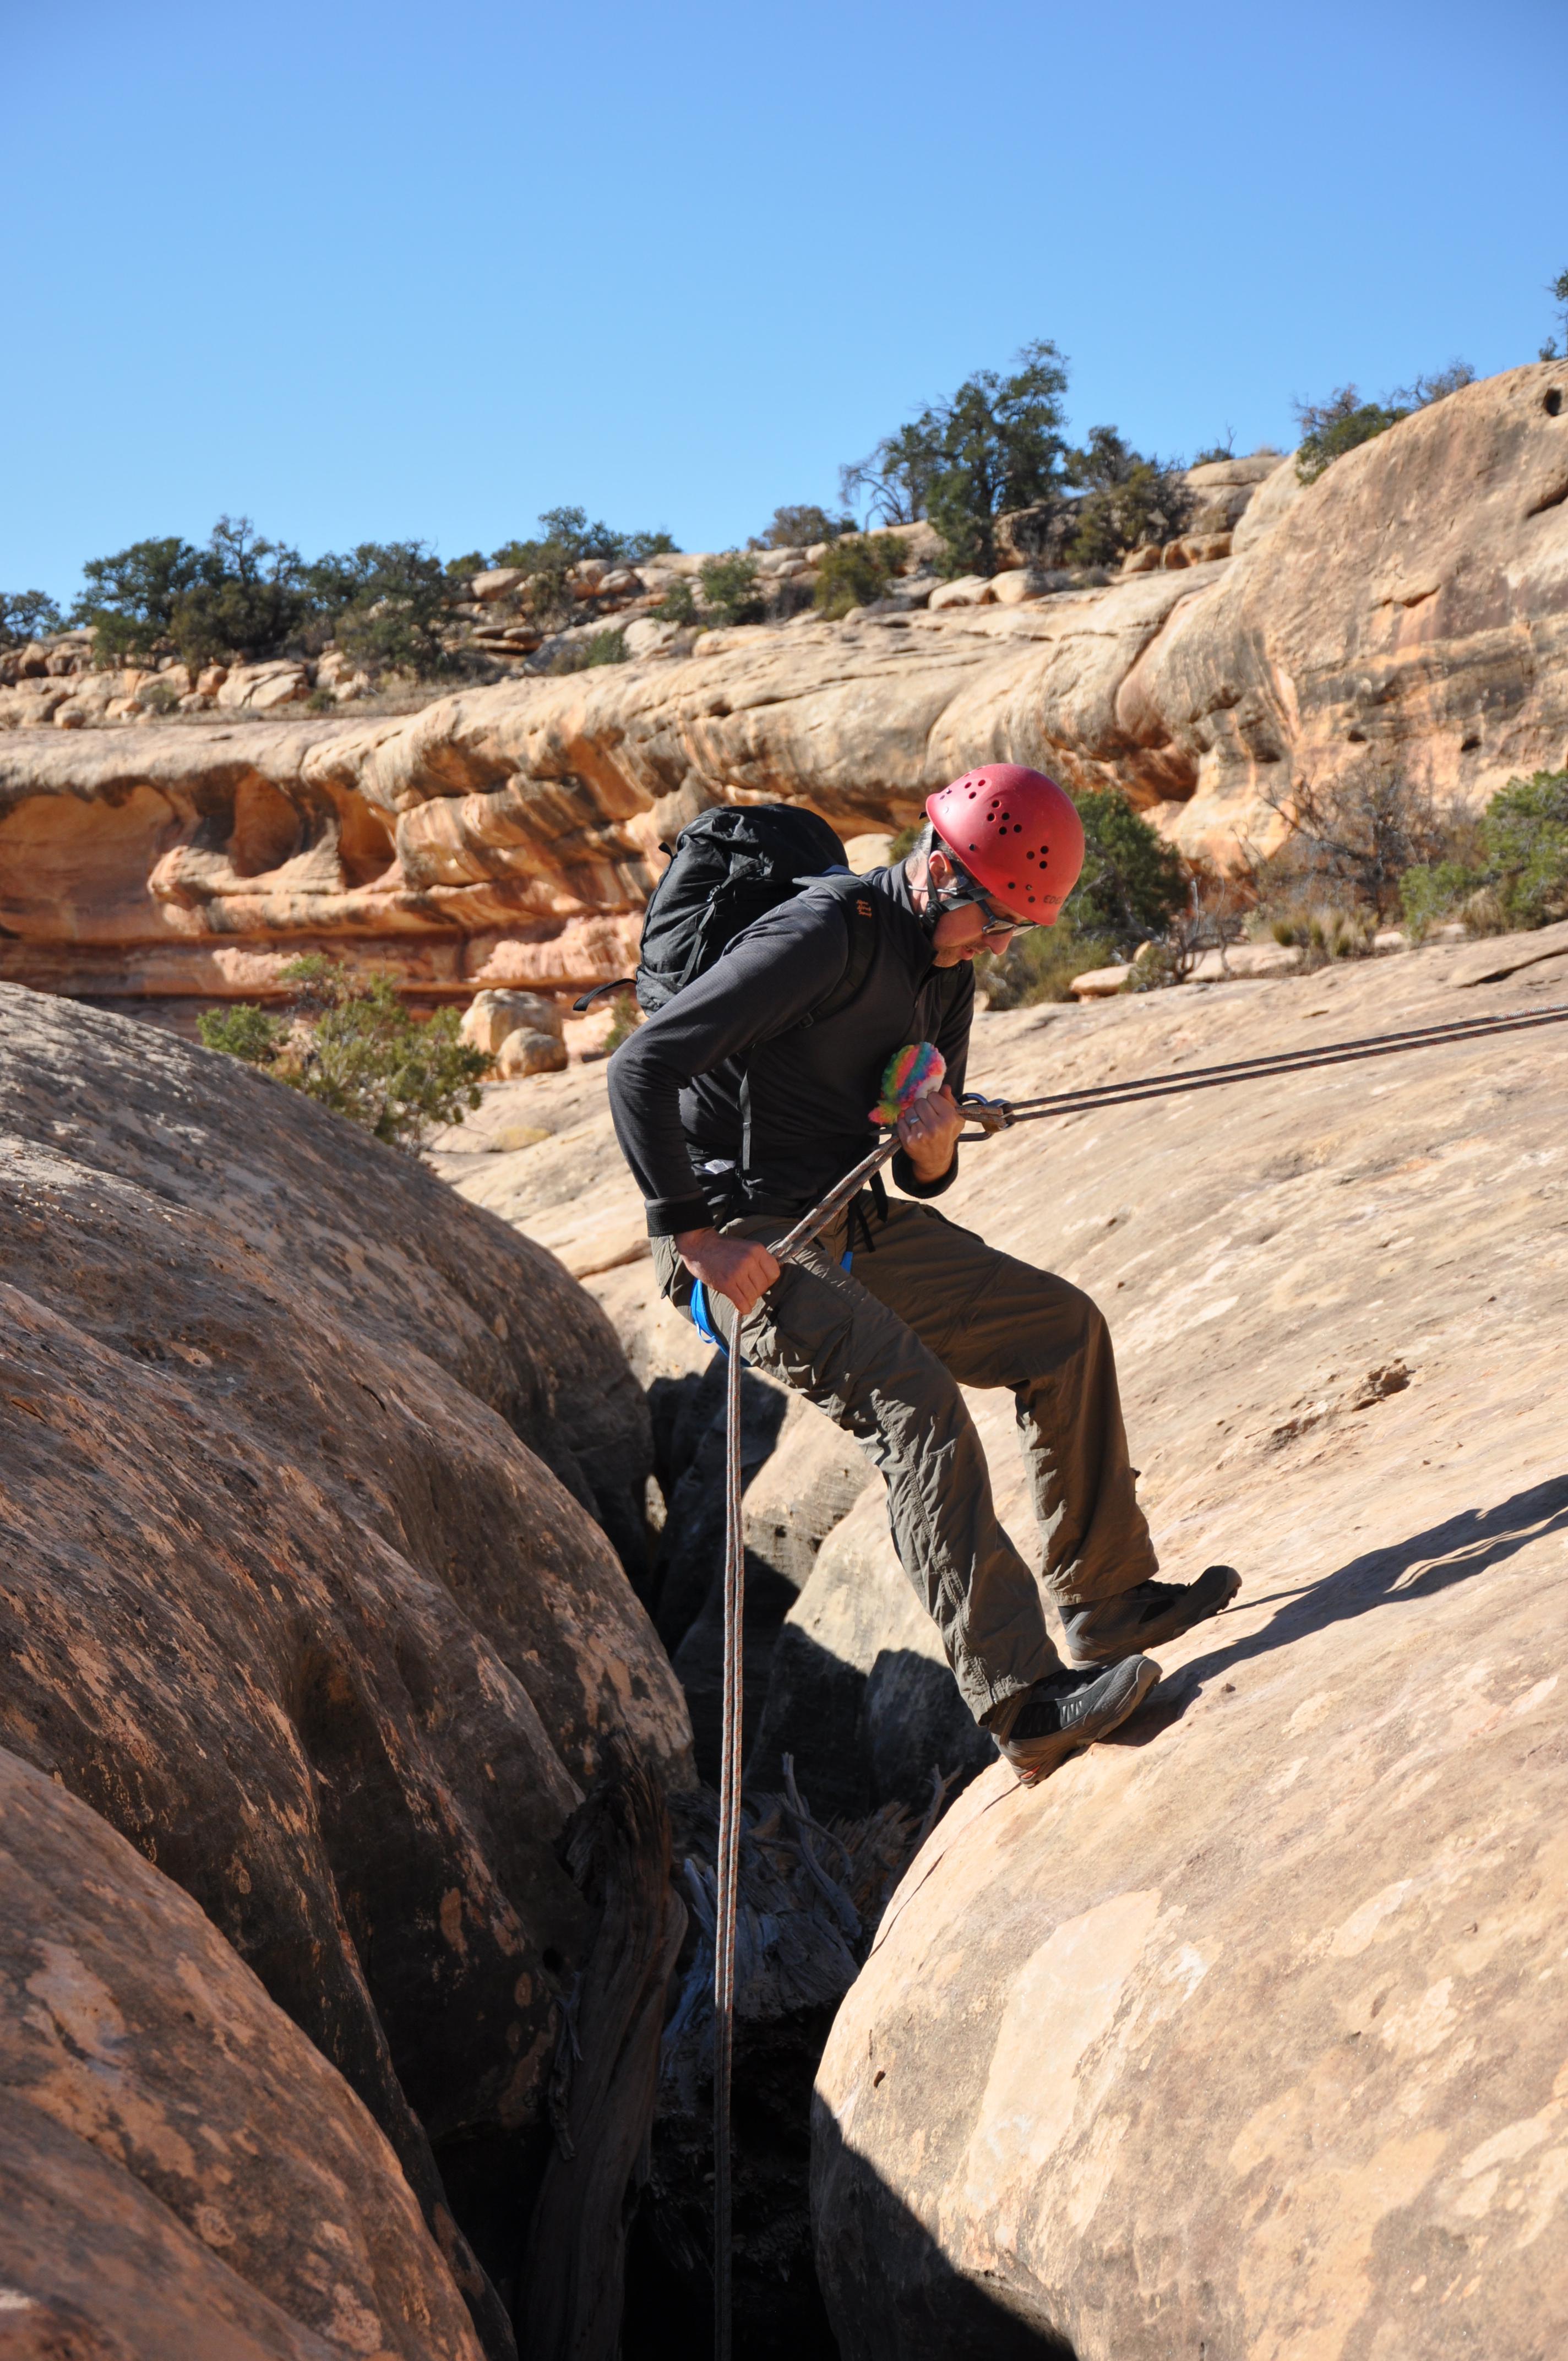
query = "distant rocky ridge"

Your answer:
(2, 365), (1565, 1027)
